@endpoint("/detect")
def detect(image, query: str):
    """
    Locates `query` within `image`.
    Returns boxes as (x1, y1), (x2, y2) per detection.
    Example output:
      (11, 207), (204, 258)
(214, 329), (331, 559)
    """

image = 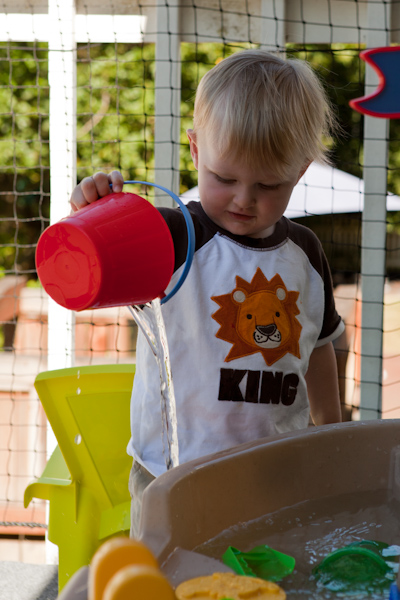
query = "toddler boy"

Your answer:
(71, 49), (344, 535)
